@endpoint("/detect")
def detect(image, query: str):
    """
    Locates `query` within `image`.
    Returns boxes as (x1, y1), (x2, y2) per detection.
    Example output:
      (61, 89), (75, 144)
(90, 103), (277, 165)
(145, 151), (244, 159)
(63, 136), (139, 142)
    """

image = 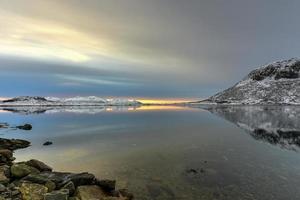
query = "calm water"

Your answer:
(0, 105), (300, 200)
